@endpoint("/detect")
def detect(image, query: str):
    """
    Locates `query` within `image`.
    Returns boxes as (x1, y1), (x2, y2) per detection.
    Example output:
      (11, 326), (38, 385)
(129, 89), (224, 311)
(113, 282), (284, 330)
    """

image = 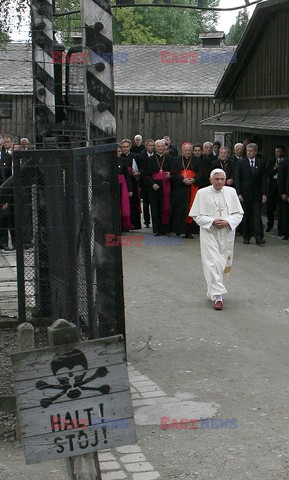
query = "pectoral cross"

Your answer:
(183, 171), (187, 178)
(217, 204), (223, 216)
